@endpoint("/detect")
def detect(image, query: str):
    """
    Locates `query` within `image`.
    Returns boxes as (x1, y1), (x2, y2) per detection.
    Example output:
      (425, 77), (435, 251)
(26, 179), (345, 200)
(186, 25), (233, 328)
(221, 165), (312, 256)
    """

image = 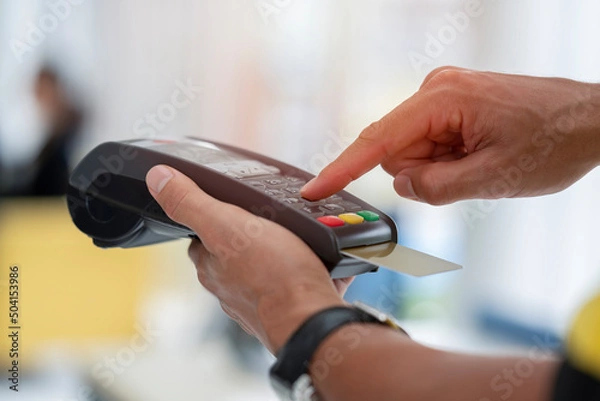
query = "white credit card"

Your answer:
(342, 242), (462, 277)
